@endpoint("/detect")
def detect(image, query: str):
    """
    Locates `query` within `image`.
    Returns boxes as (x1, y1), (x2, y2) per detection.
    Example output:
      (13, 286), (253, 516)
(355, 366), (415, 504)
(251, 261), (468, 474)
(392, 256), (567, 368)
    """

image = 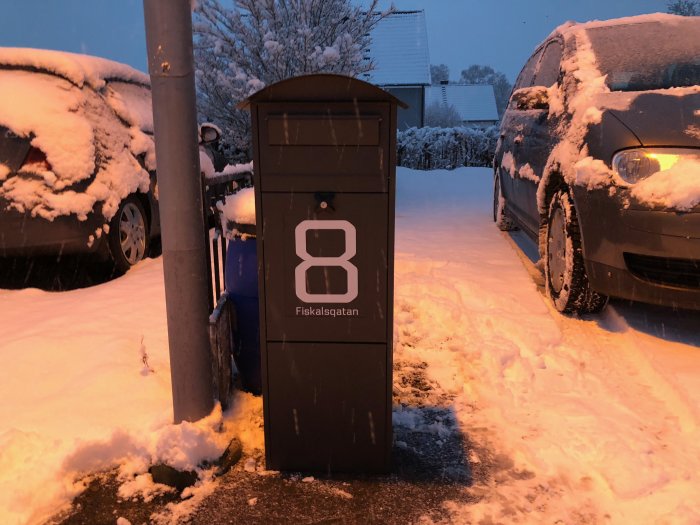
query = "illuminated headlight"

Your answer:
(612, 148), (700, 185)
